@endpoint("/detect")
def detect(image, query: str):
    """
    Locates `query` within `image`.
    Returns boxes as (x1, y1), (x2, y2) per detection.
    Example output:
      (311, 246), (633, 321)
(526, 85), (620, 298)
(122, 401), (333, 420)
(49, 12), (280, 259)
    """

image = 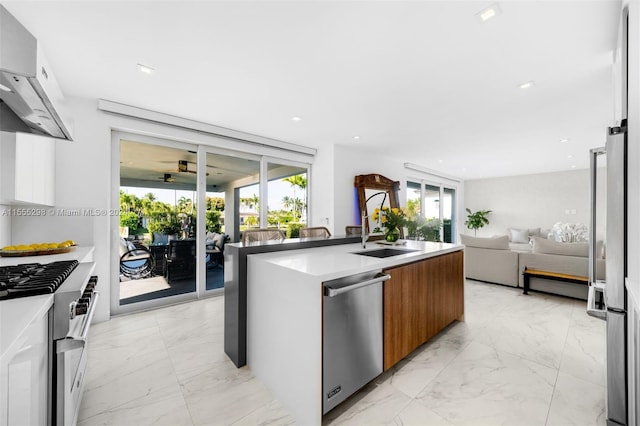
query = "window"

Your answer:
(406, 180), (457, 243)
